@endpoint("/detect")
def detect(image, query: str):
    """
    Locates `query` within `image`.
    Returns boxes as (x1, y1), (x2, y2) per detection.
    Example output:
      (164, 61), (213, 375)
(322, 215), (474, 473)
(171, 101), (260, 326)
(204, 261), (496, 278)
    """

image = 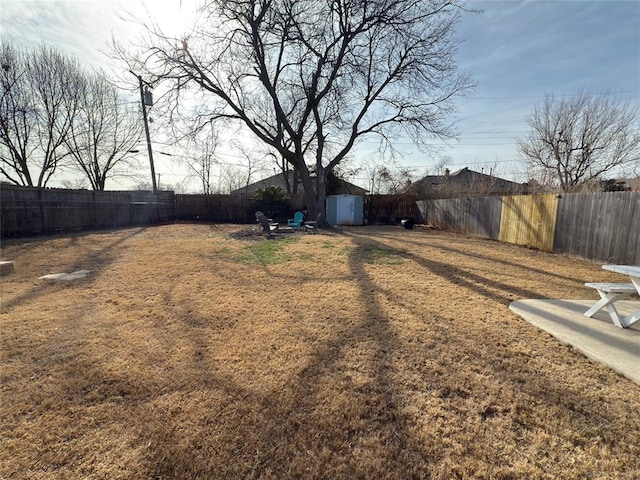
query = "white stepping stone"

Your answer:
(39, 270), (91, 281)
